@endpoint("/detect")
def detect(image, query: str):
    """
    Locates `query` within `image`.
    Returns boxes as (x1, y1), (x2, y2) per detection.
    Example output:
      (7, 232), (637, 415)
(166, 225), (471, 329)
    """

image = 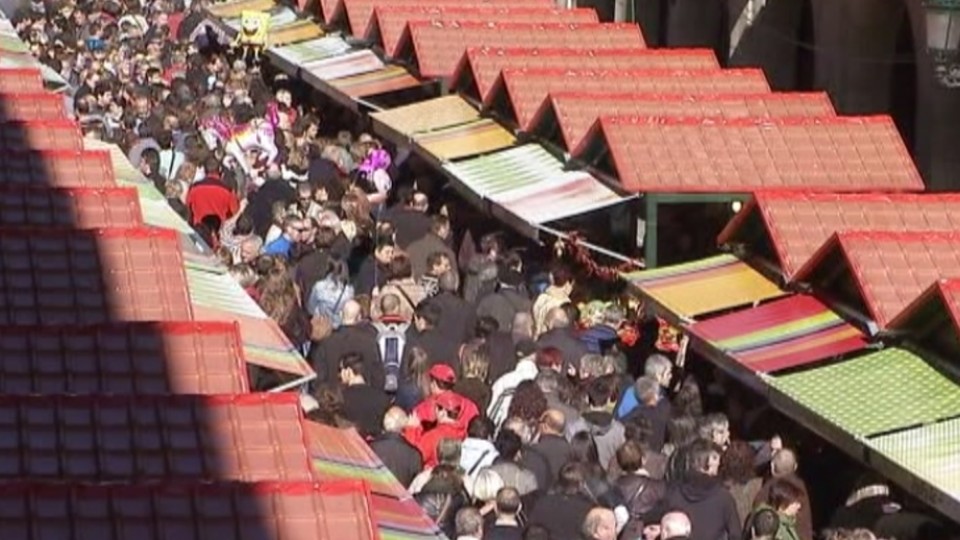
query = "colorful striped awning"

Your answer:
(329, 65), (422, 99)
(302, 50), (384, 81)
(689, 295), (869, 373)
(622, 254), (786, 320)
(416, 119), (516, 162)
(370, 95), (481, 144)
